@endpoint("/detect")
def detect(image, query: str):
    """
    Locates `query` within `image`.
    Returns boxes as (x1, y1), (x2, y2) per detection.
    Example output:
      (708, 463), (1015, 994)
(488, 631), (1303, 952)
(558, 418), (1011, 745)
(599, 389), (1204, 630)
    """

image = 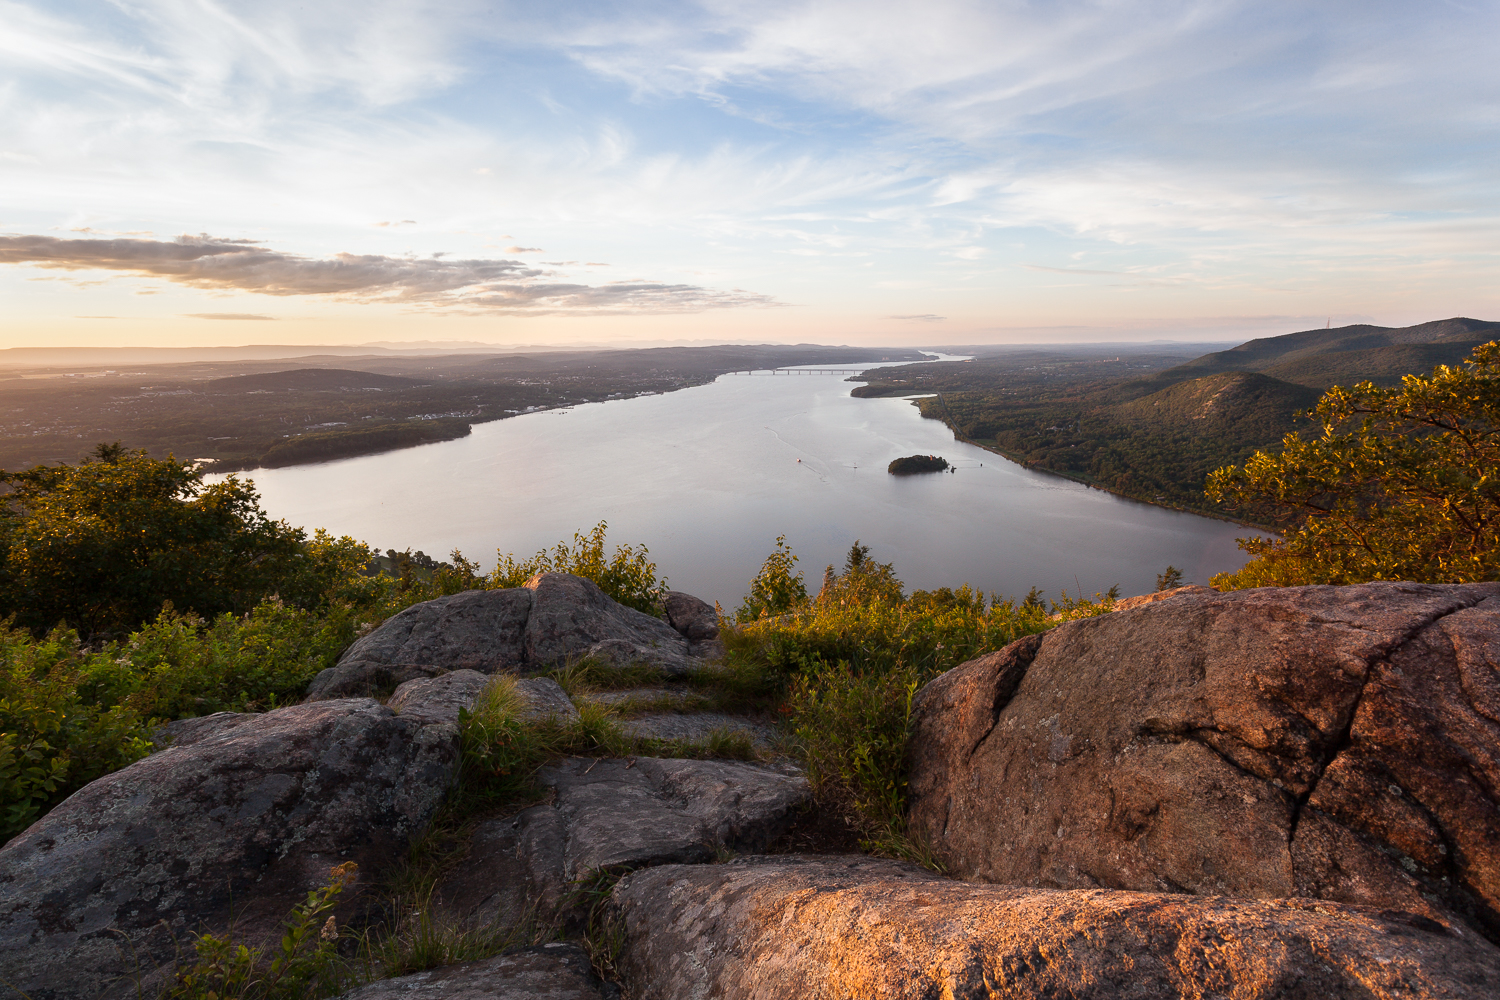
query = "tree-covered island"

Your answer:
(888, 454), (950, 475)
